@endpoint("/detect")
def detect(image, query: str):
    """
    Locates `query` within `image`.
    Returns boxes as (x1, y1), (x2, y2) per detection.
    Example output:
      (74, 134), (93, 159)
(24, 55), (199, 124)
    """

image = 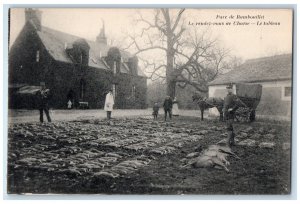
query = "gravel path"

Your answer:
(8, 109), (207, 124)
